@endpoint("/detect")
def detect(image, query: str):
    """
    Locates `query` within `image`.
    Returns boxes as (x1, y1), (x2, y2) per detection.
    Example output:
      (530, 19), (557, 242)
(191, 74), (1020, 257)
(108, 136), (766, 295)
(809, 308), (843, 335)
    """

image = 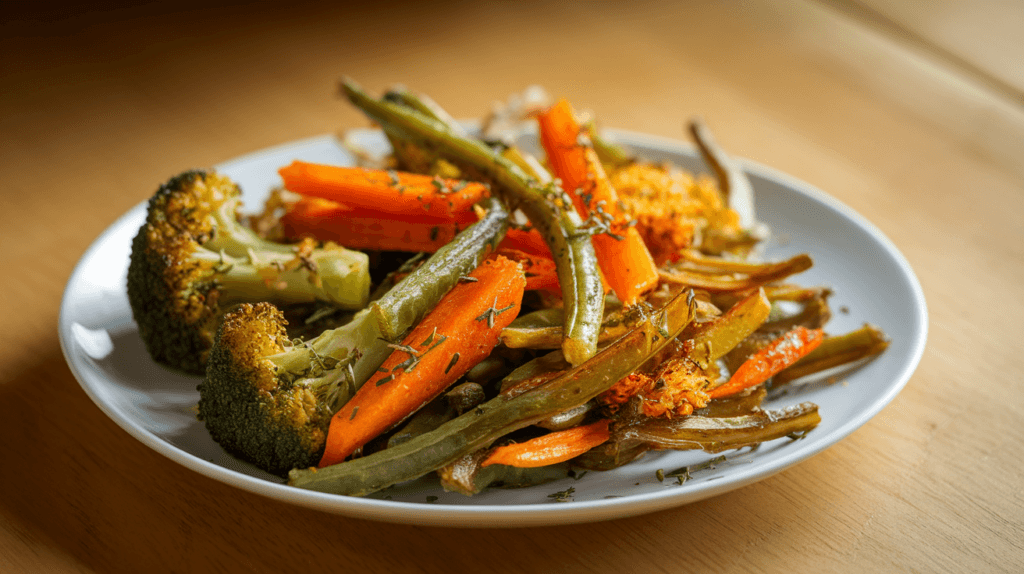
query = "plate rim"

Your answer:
(59, 129), (928, 527)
